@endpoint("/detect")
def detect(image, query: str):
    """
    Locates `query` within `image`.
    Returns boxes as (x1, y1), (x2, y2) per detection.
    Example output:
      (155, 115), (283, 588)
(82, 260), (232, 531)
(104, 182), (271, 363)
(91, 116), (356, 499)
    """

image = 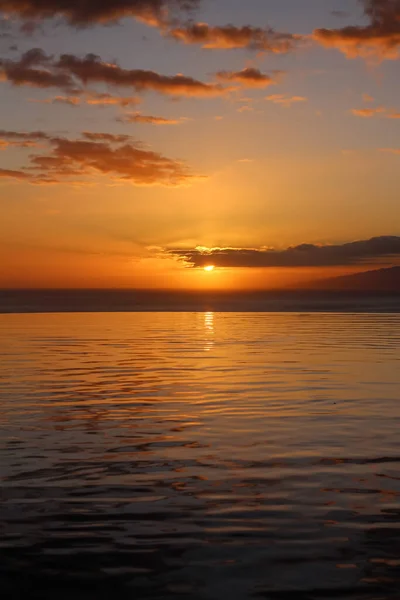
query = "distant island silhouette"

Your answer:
(309, 266), (400, 292)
